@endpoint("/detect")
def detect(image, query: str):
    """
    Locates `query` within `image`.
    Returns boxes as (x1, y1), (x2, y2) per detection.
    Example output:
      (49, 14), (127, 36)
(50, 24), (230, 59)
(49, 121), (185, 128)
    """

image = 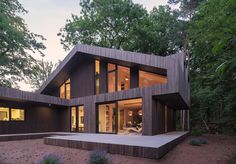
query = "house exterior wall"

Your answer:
(0, 101), (69, 134)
